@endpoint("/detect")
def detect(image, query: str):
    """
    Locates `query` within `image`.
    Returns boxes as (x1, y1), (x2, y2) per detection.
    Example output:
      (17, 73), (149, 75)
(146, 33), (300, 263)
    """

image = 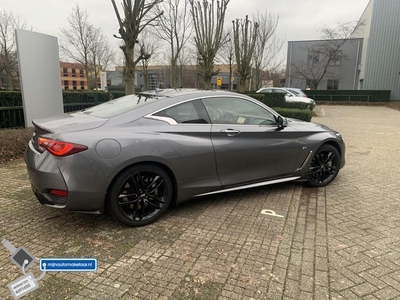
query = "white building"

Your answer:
(286, 0), (400, 100)
(351, 0), (400, 100)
